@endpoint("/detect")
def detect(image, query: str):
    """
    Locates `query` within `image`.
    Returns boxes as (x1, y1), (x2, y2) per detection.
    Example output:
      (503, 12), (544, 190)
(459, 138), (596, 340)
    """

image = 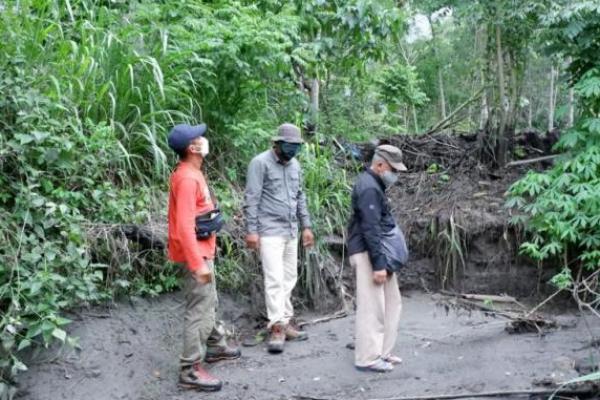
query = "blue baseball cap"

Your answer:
(167, 123), (207, 153)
